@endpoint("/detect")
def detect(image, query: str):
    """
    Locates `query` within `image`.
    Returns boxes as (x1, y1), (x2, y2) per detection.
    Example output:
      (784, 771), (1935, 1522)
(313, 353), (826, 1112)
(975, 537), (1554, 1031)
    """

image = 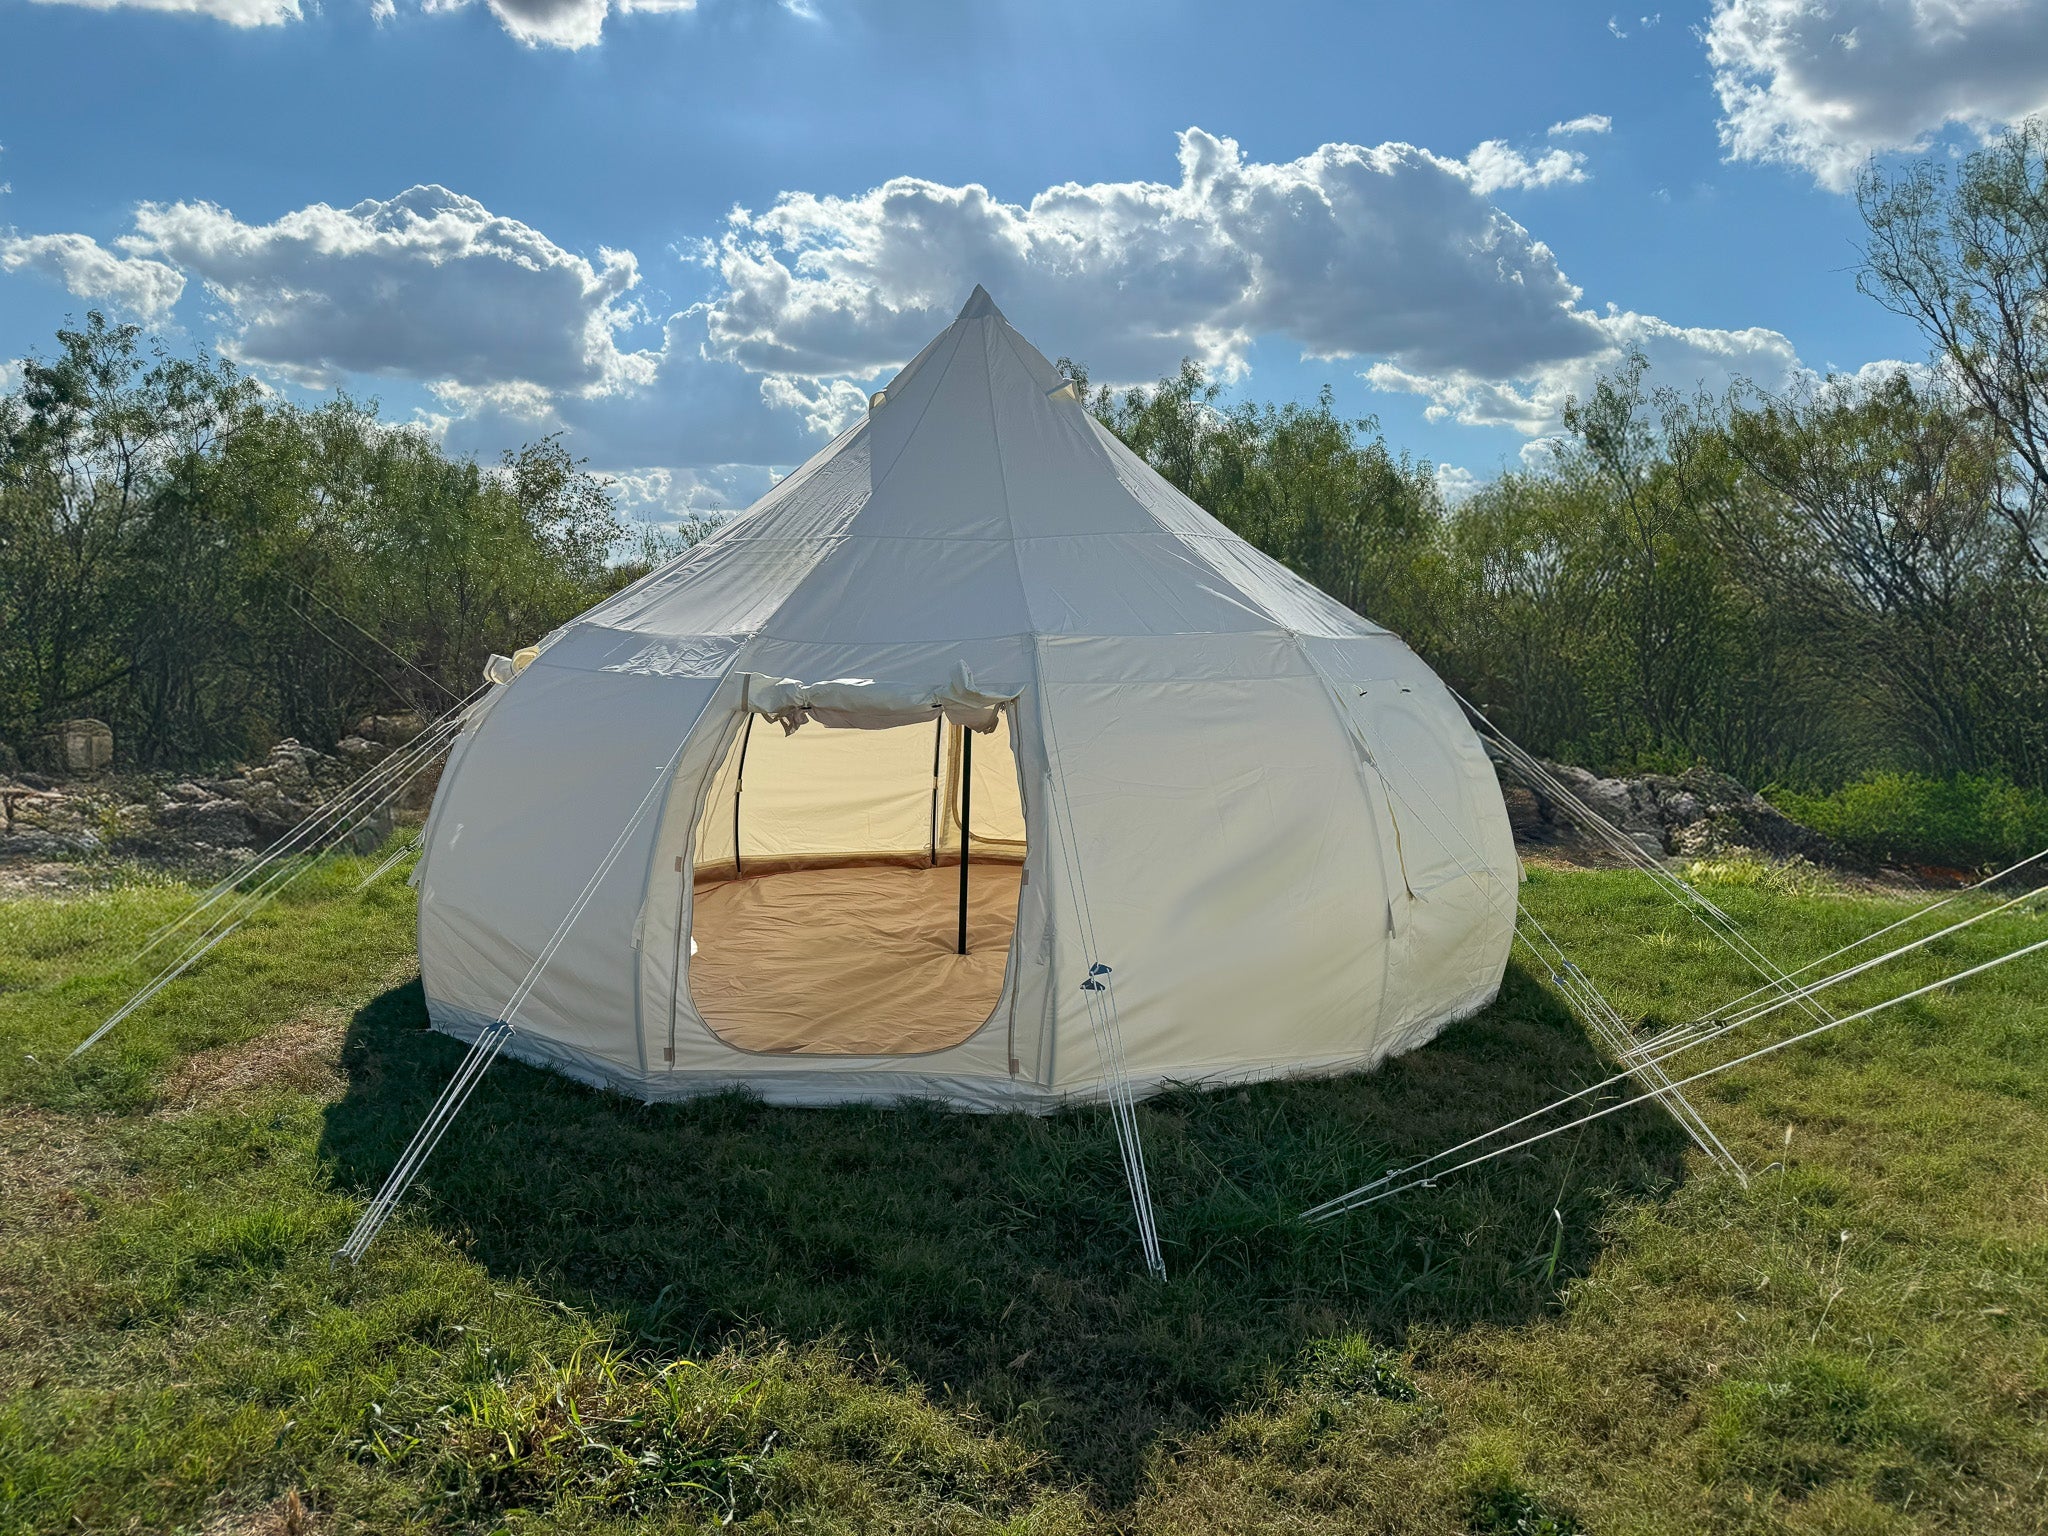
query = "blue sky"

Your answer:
(4, 0), (2045, 520)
